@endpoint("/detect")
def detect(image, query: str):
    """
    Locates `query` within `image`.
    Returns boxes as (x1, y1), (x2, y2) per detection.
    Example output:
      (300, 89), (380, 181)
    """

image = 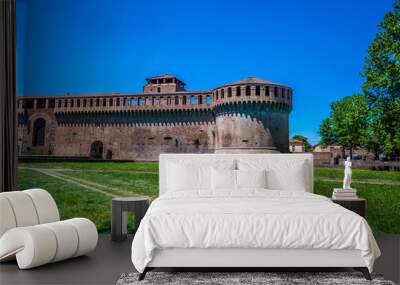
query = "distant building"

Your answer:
(313, 144), (342, 165)
(312, 143), (375, 166)
(289, 139), (305, 153)
(17, 75), (293, 161)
